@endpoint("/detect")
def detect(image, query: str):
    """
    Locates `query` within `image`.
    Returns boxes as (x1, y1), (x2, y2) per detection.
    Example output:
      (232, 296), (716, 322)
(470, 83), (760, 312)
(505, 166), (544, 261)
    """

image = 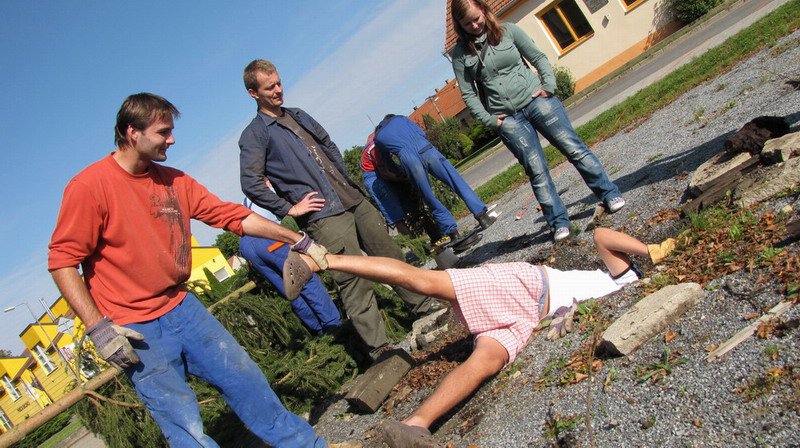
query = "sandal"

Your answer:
(546, 299), (577, 341)
(283, 251), (314, 300)
(380, 420), (439, 448)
